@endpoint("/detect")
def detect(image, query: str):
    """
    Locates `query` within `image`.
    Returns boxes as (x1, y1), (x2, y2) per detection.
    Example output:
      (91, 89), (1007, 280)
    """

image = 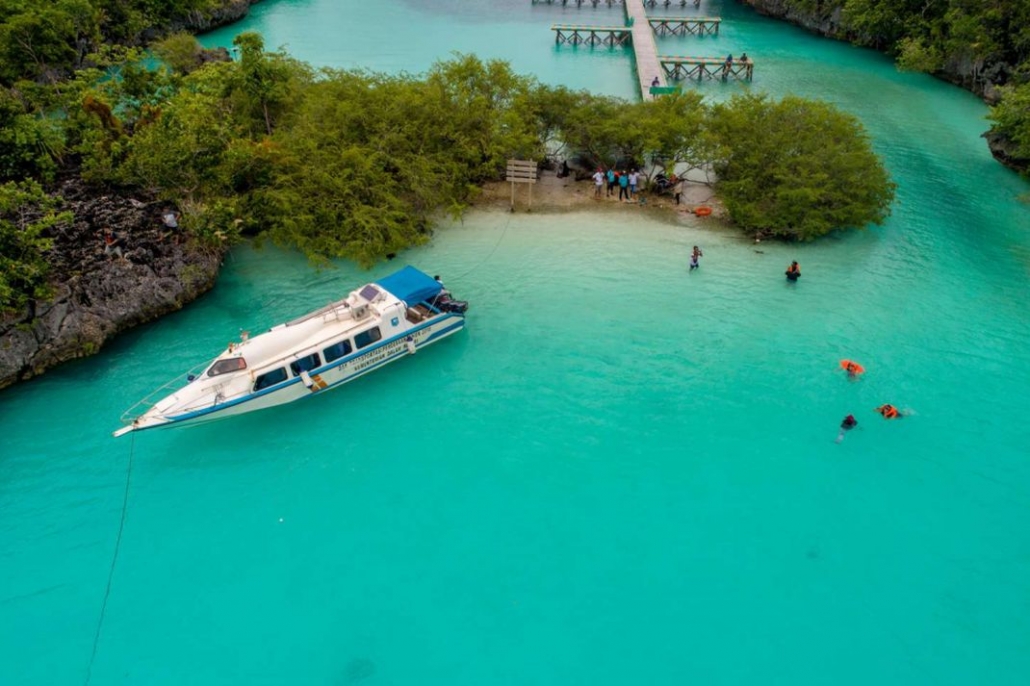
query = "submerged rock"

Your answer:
(0, 178), (224, 389)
